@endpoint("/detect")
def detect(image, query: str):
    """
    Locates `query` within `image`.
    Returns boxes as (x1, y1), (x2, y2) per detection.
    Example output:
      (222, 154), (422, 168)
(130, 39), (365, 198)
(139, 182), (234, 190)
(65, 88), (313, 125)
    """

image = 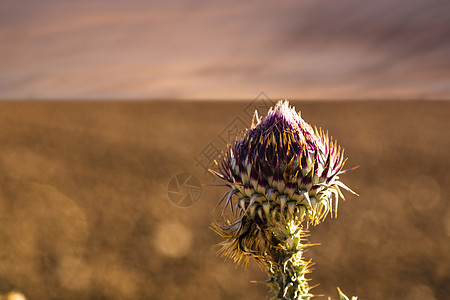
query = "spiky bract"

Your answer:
(214, 101), (353, 226)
